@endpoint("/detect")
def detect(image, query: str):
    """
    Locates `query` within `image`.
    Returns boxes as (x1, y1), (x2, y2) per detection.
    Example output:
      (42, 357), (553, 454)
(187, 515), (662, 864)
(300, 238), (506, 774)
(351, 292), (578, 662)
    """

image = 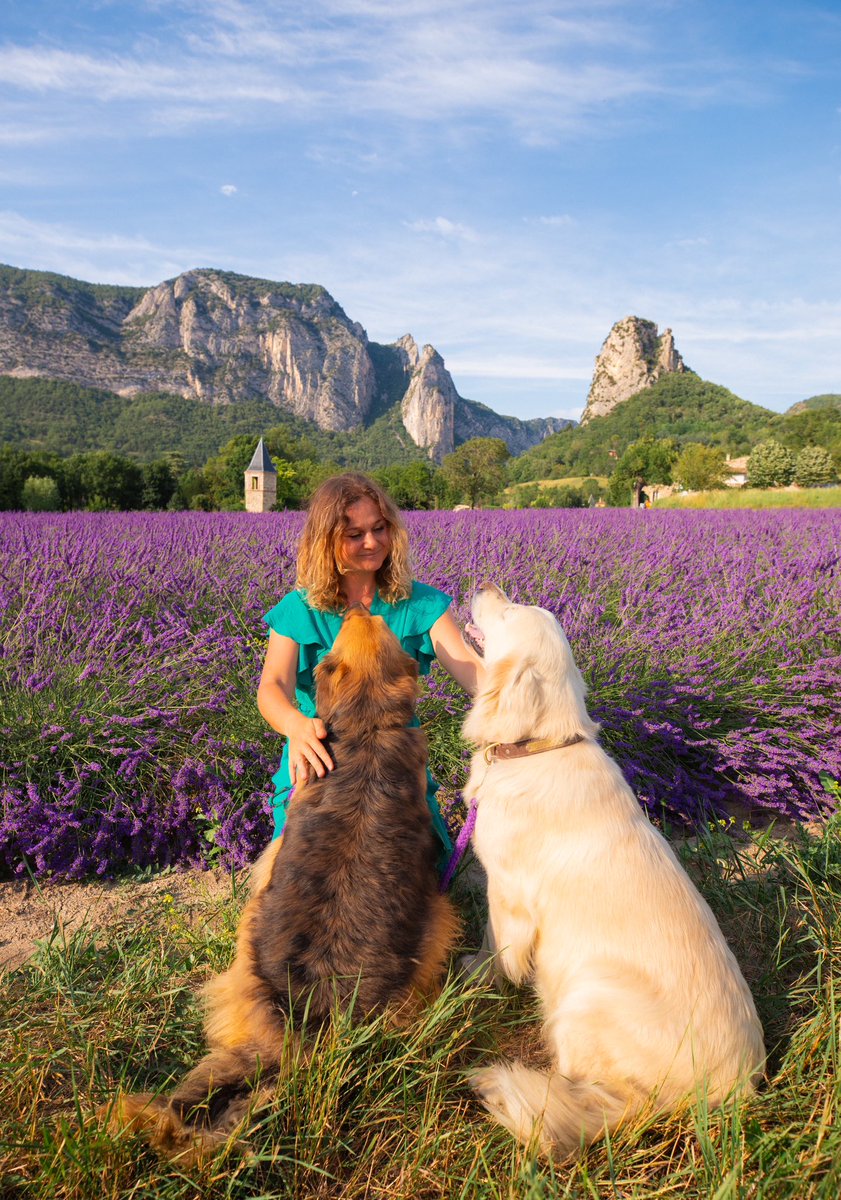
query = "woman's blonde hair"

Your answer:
(296, 473), (412, 611)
